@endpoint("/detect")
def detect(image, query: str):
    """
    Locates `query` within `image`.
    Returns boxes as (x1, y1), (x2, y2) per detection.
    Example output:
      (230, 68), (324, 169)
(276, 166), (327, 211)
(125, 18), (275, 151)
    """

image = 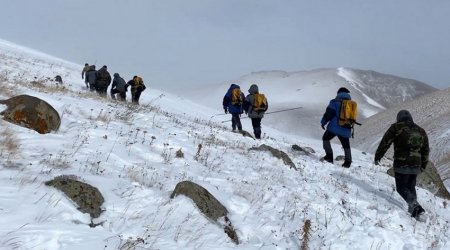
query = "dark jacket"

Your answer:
(223, 84), (245, 114)
(320, 92), (352, 138)
(95, 67), (112, 88)
(375, 120), (429, 174)
(243, 84), (268, 118)
(85, 66), (97, 85)
(112, 74), (127, 92)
